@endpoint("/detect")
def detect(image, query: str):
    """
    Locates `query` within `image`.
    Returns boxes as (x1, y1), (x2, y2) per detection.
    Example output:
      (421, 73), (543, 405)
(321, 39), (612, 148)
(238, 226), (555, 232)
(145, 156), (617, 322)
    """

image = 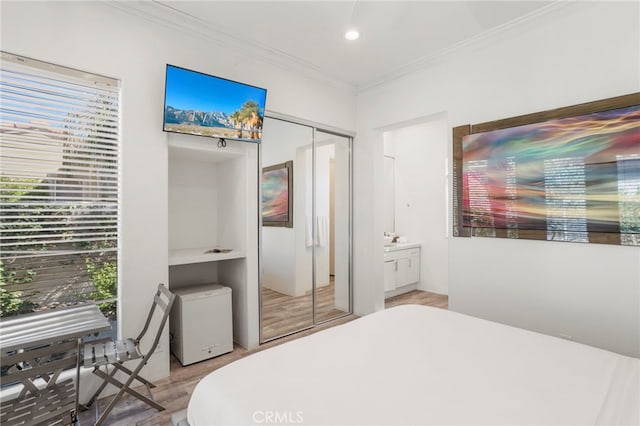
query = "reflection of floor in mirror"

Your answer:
(262, 279), (346, 341)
